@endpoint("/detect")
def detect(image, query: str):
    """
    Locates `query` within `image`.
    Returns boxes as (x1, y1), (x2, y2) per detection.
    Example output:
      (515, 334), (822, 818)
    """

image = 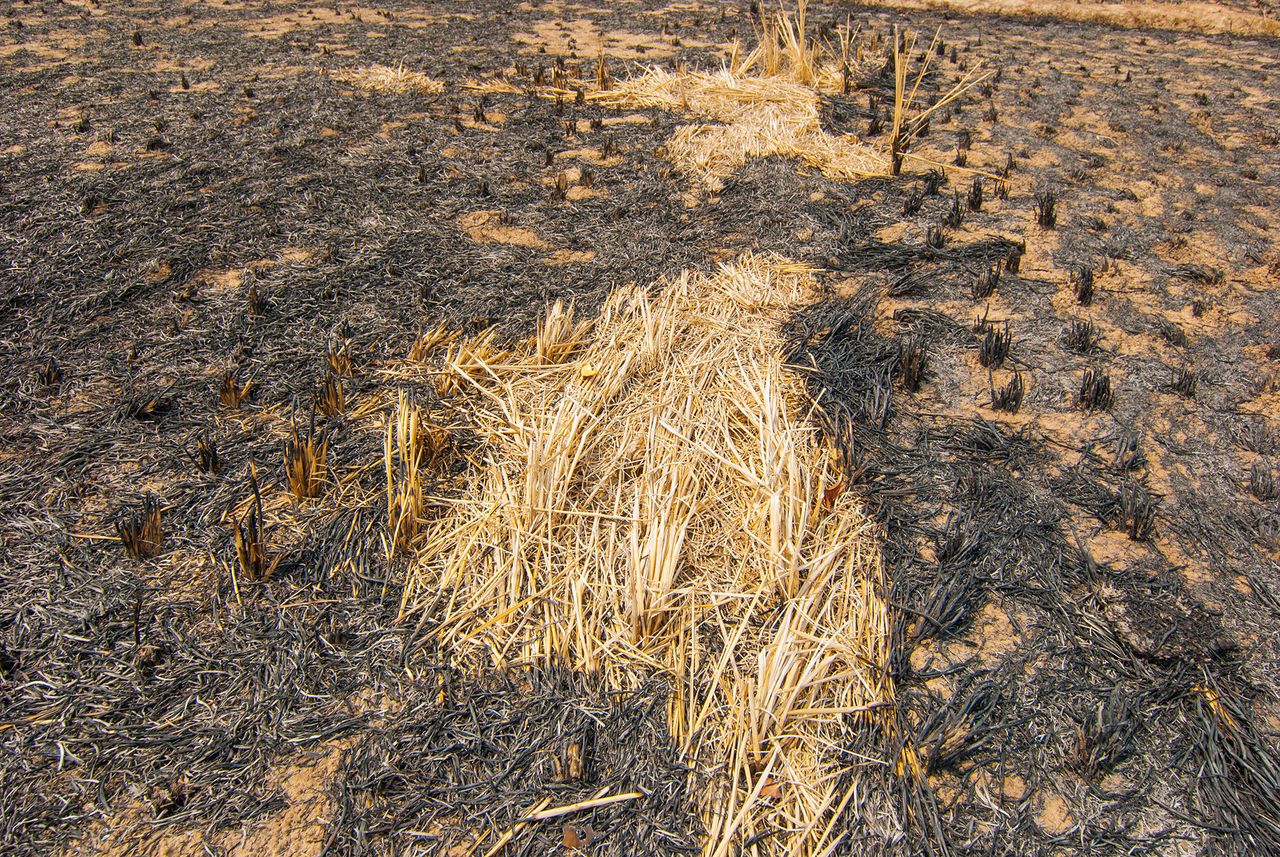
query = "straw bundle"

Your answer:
(331, 63), (445, 95)
(524, 2), (887, 186)
(536, 4), (988, 187)
(400, 253), (896, 854)
(385, 391), (426, 560)
(605, 68), (885, 185)
(732, 0), (864, 90)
